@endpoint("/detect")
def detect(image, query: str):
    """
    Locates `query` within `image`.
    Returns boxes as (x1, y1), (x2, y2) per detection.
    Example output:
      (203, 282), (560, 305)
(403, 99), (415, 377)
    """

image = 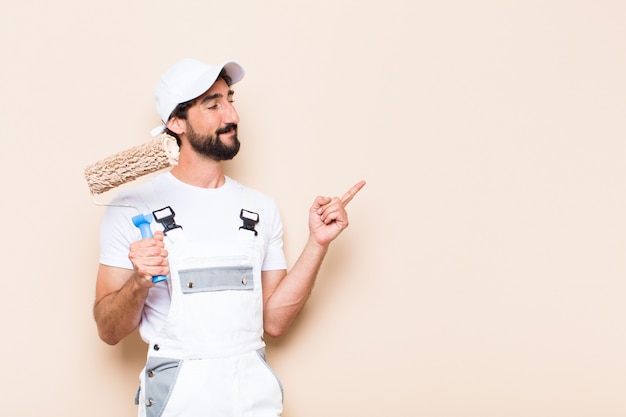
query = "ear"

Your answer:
(167, 117), (186, 135)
